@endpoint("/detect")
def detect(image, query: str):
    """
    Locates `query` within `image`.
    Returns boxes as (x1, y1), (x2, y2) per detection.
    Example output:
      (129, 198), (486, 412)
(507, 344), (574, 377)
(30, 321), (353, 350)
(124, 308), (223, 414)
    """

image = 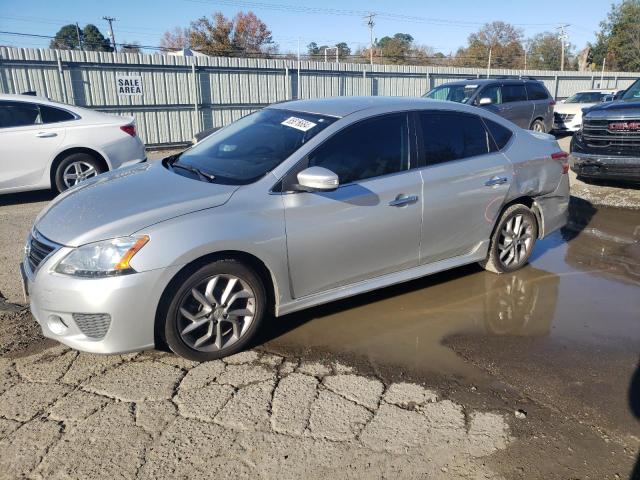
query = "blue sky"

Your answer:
(0, 0), (614, 55)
